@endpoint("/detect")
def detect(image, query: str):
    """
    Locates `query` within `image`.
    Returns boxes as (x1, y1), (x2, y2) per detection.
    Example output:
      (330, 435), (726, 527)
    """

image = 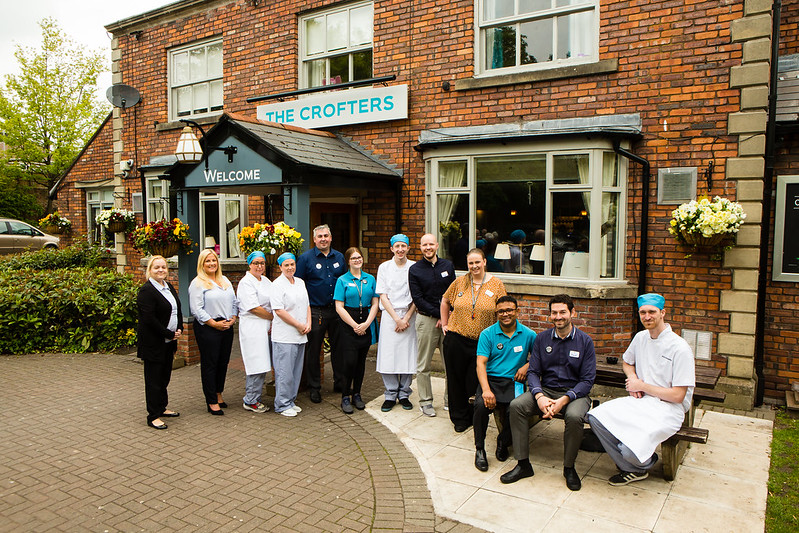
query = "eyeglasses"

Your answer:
(496, 309), (517, 315)
(350, 256), (363, 261)
(251, 261), (266, 266)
